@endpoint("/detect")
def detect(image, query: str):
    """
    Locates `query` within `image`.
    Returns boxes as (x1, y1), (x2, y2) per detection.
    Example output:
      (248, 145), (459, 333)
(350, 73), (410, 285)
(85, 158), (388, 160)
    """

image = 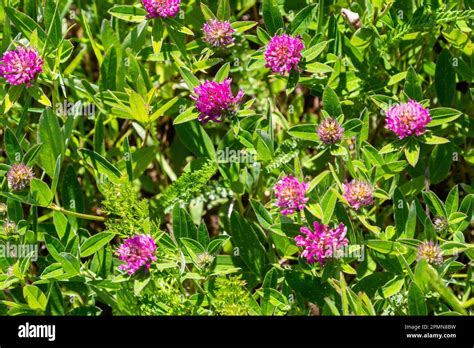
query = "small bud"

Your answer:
(432, 216), (448, 232)
(0, 203), (7, 216)
(196, 251), (215, 269)
(317, 118), (344, 145)
(417, 241), (443, 265)
(203, 19), (235, 47)
(2, 219), (17, 235)
(343, 180), (374, 210)
(341, 8), (361, 29)
(6, 163), (35, 191)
